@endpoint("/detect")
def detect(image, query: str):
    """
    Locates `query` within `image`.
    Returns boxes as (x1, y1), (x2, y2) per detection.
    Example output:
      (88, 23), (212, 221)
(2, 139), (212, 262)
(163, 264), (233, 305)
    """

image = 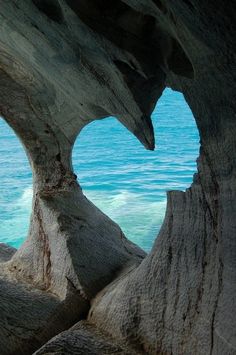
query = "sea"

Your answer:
(0, 89), (199, 252)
